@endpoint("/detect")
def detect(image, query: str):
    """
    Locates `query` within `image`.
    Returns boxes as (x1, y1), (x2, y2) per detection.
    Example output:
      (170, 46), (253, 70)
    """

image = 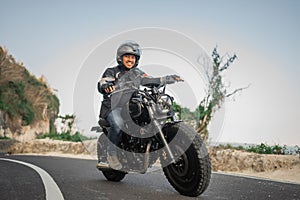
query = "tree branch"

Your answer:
(225, 84), (251, 98)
